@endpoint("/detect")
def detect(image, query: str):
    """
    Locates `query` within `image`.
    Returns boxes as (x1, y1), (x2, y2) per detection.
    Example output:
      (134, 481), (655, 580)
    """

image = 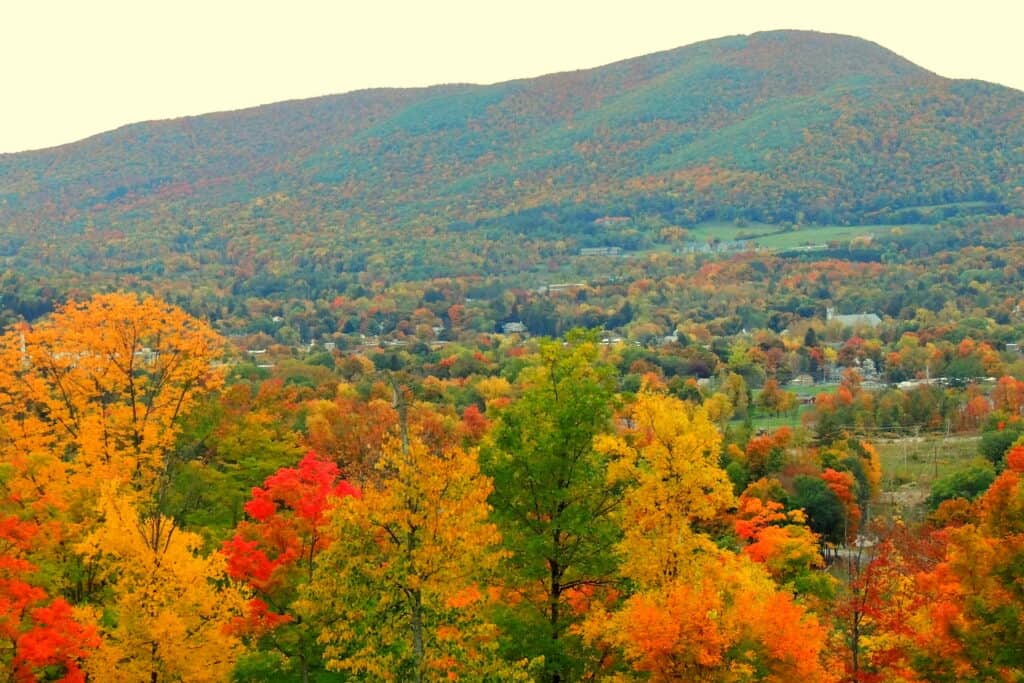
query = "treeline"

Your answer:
(3, 294), (1024, 681)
